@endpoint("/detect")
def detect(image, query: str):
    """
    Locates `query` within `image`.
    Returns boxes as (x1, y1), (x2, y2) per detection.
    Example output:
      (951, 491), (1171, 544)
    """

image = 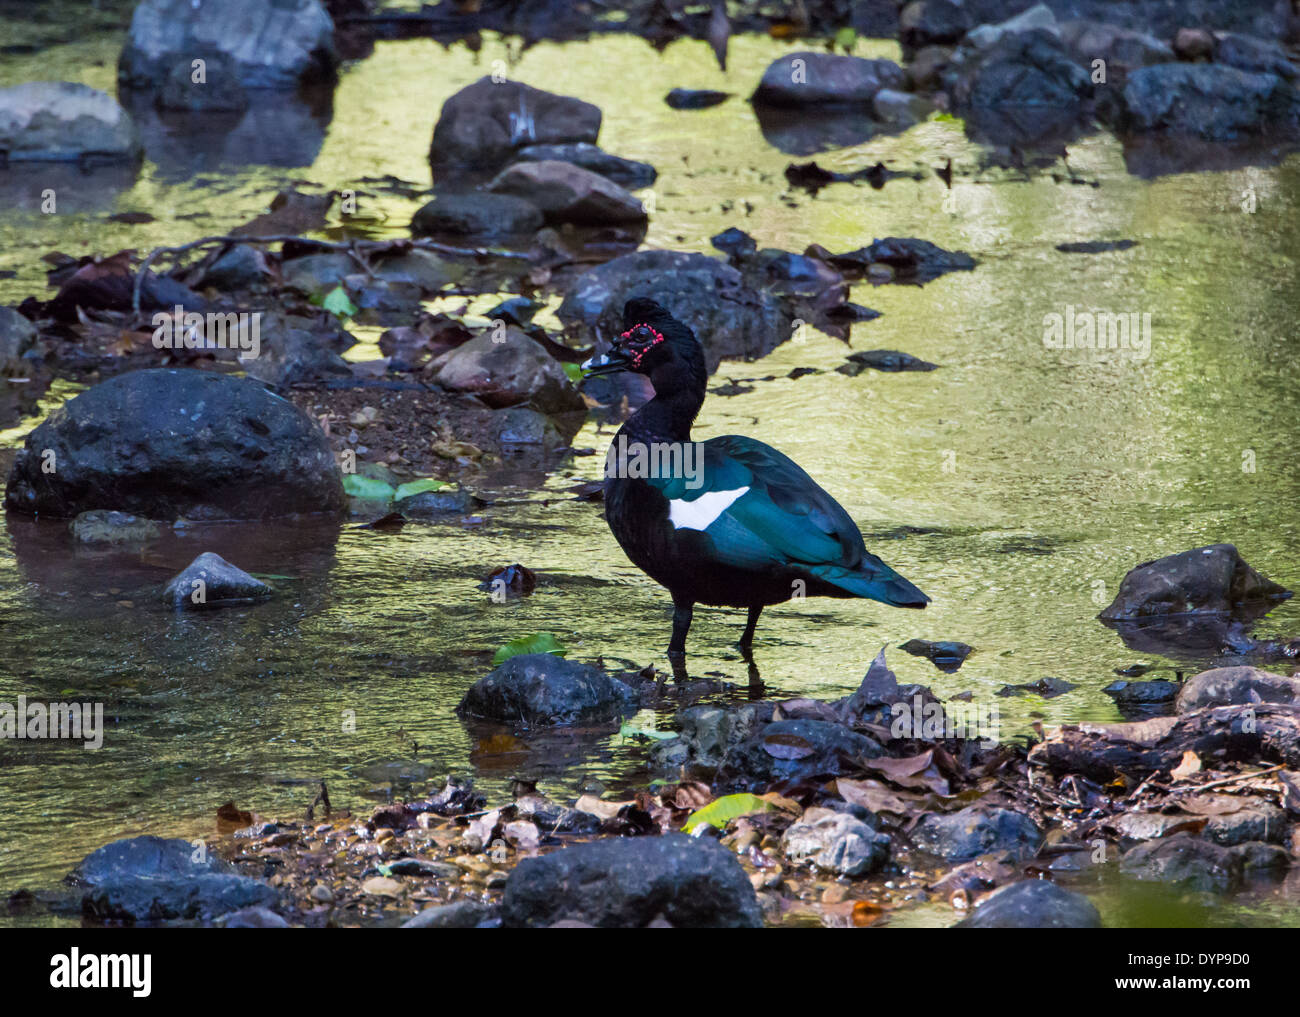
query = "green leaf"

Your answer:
(393, 477), (448, 501)
(248, 573), (294, 581)
(320, 285), (358, 319)
(834, 26), (857, 52)
(342, 474), (395, 500)
(619, 721), (676, 742)
(929, 110), (963, 126)
(562, 362), (584, 385)
(492, 633), (567, 665)
(682, 793), (774, 834)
